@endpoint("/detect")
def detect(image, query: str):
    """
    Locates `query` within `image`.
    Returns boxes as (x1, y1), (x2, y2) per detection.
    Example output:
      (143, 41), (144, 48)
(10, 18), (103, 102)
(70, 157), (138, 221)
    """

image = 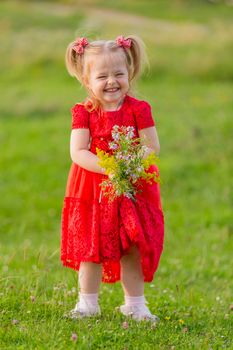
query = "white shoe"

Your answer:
(119, 304), (160, 323)
(65, 302), (101, 319)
